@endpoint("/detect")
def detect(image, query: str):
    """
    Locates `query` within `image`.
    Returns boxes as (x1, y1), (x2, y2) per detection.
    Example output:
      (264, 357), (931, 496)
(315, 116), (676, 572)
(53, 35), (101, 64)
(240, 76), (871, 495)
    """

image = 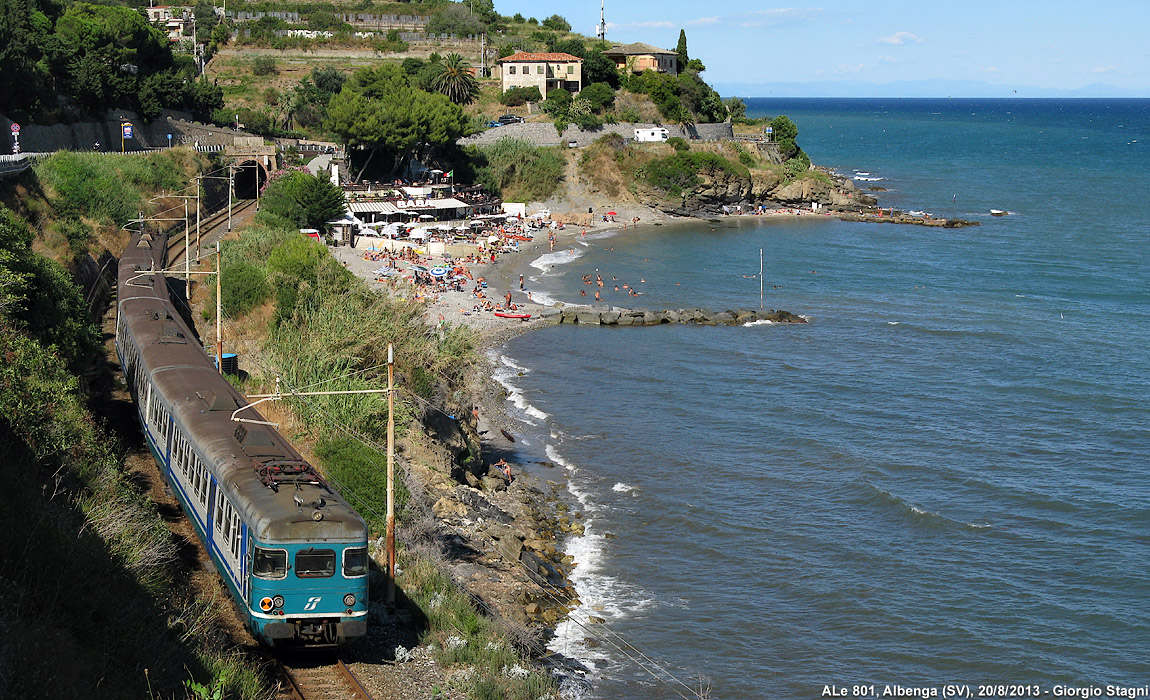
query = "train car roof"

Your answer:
(119, 232), (367, 544)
